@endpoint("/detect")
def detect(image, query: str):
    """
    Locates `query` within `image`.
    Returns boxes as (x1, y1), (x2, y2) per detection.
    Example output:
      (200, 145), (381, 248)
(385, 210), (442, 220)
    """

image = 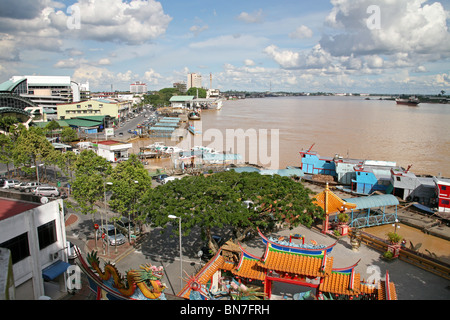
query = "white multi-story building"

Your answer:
(187, 73), (202, 89)
(0, 198), (69, 300)
(6, 75), (90, 121)
(130, 81), (147, 94)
